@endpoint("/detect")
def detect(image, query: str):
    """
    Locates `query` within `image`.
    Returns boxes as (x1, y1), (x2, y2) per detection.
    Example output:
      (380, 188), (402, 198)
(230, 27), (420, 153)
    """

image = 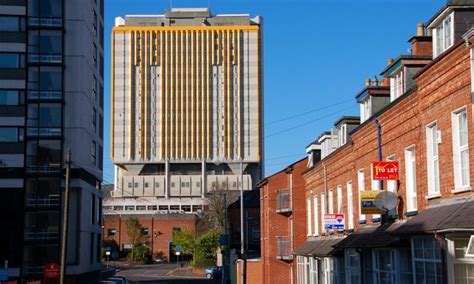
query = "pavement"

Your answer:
(109, 261), (220, 284)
